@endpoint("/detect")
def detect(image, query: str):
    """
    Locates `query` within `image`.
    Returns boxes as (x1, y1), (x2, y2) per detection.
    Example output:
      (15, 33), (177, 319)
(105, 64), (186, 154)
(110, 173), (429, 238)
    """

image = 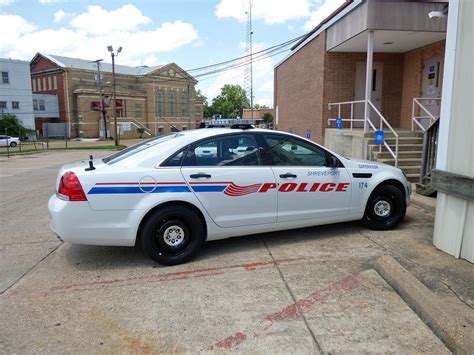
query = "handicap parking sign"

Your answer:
(289, 128), (293, 133)
(306, 129), (311, 139)
(336, 117), (343, 129)
(374, 130), (384, 145)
